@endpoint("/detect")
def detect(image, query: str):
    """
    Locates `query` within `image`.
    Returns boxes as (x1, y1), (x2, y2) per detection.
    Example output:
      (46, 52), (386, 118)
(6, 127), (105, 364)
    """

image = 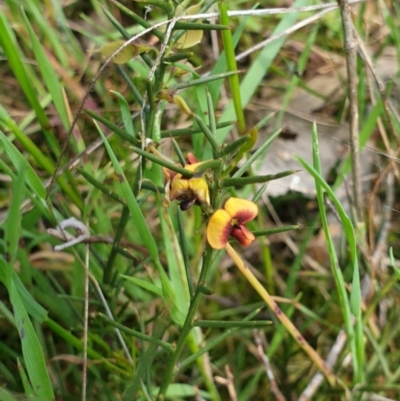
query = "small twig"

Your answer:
(214, 365), (237, 401)
(47, 218), (90, 251)
(299, 330), (347, 401)
(236, 7), (334, 62)
(148, 19), (177, 82)
(252, 330), (285, 401)
(82, 243), (89, 401)
(48, 218), (145, 254)
(364, 394), (396, 401)
(338, 0), (362, 223)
